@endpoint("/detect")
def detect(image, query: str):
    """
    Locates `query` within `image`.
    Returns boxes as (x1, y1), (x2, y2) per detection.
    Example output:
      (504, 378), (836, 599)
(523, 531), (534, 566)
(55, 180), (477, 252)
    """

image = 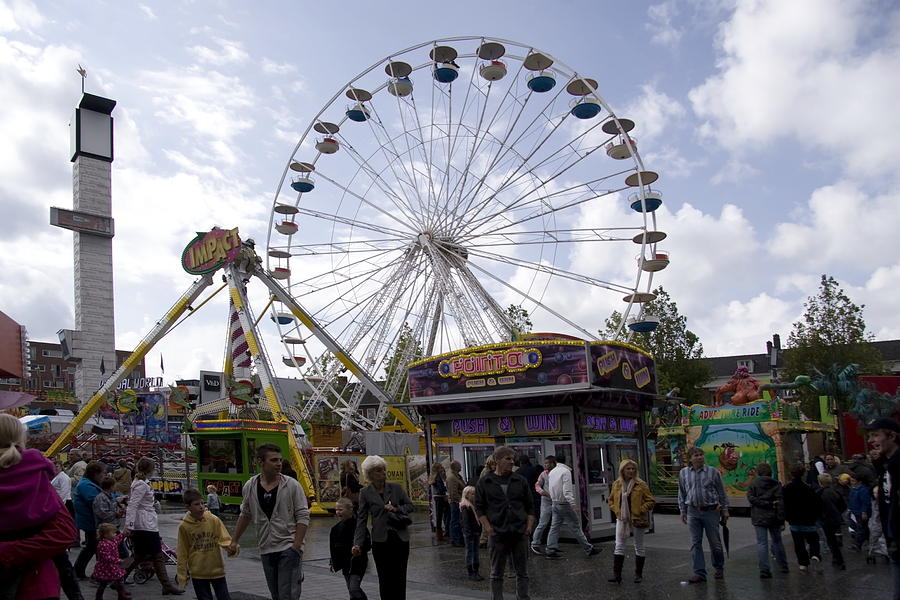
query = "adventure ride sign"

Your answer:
(181, 227), (242, 275)
(687, 400), (772, 426)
